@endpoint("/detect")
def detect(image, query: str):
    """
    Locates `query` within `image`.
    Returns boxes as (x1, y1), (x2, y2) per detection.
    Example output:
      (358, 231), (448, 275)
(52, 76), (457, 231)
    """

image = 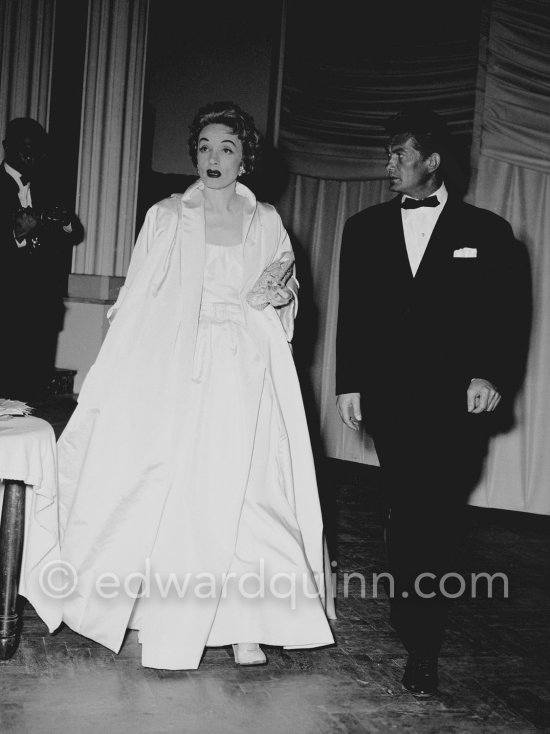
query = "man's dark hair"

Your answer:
(385, 104), (469, 194)
(4, 117), (48, 152)
(384, 104), (451, 160)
